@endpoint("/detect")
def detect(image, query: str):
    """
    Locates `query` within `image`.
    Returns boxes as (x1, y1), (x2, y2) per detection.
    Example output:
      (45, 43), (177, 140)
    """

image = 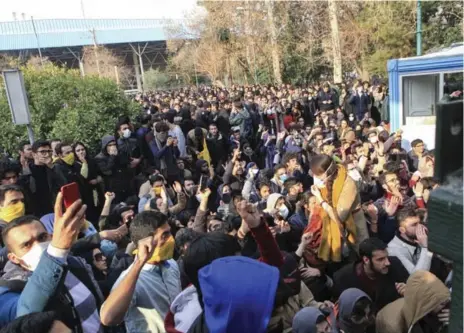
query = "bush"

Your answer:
(0, 64), (140, 156)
